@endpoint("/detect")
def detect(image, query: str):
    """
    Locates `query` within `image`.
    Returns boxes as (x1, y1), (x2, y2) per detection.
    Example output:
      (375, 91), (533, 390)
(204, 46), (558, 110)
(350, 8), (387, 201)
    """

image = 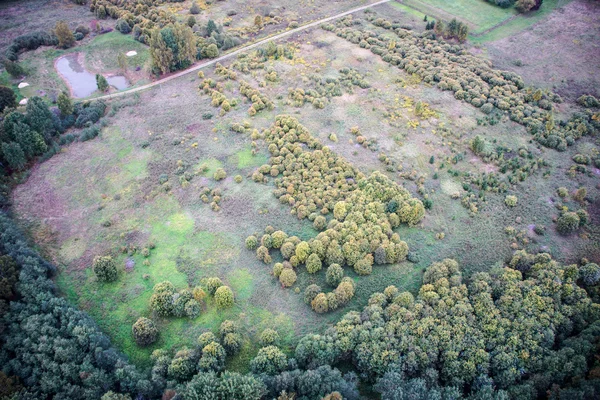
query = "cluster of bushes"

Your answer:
(241, 116), (422, 310)
(295, 255), (600, 398)
(239, 80), (274, 116)
(149, 281), (203, 318)
(434, 18), (469, 42)
(303, 276), (356, 313)
(556, 208), (589, 235)
(199, 78), (237, 115)
(200, 186), (224, 212)
(0, 97), (62, 171)
(90, 0), (241, 74)
(323, 16), (600, 150)
(231, 42), (295, 74)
